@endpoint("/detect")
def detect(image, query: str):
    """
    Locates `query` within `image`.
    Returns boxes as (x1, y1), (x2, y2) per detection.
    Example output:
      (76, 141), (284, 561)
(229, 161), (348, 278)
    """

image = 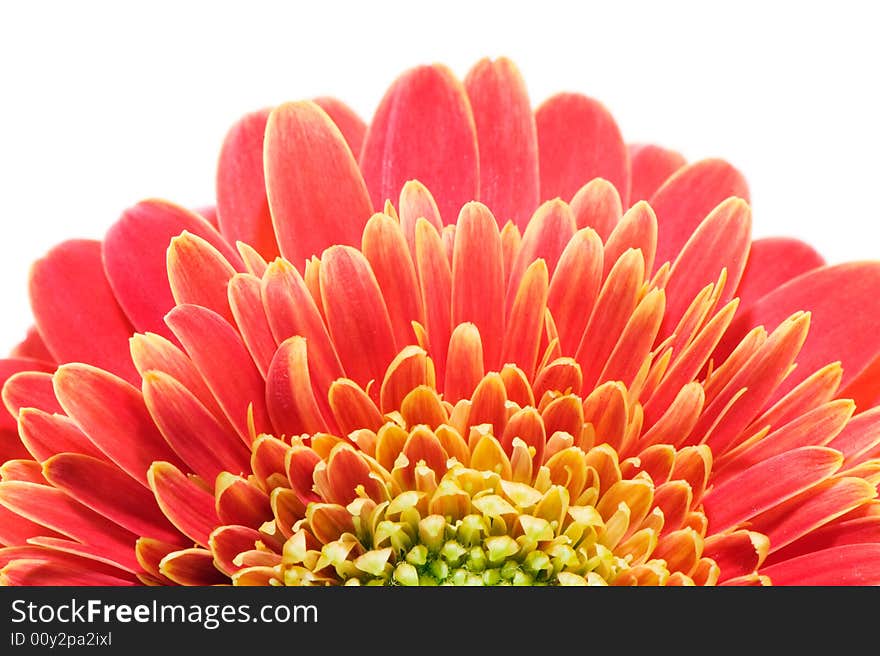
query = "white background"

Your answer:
(1, 1), (878, 352)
